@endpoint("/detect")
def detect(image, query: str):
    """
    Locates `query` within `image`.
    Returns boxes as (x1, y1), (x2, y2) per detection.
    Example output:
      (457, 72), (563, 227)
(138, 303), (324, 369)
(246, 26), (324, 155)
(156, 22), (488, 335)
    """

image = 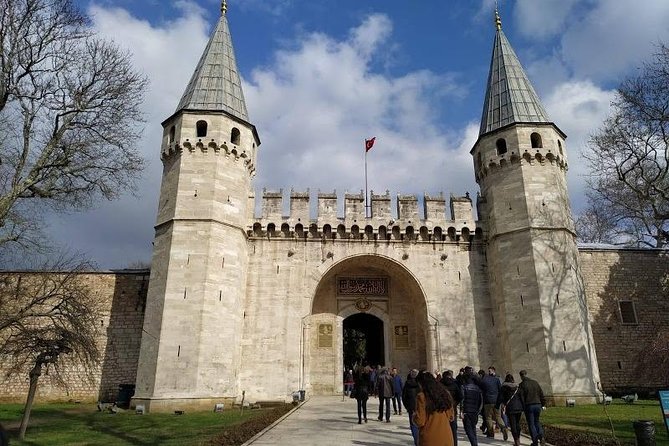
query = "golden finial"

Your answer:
(221, 0), (227, 15)
(495, 1), (502, 30)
